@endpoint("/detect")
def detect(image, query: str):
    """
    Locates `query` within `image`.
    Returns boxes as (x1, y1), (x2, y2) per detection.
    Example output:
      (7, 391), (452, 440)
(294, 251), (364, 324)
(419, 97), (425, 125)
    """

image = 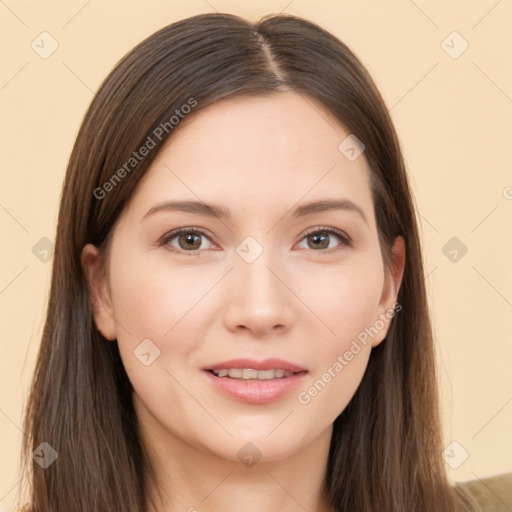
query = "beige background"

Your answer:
(1, 0), (511, 509)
